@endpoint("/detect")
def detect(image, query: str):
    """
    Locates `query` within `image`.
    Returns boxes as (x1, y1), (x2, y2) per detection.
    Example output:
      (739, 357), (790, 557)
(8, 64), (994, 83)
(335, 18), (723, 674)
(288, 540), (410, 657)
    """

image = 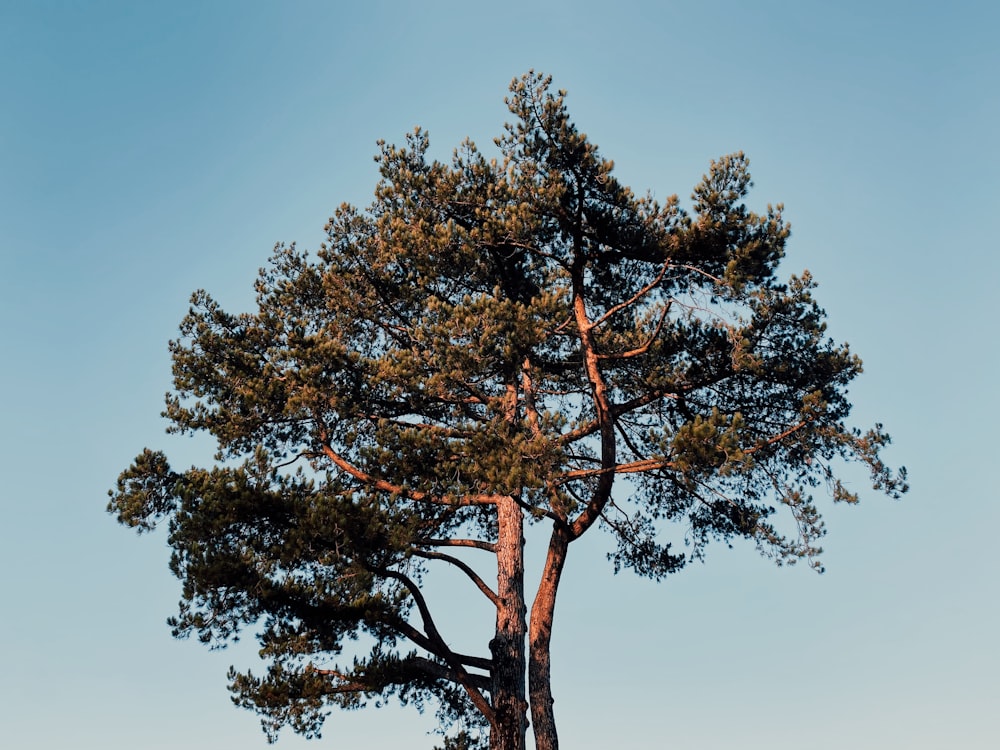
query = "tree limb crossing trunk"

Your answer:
(490, 495), (528, 750)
